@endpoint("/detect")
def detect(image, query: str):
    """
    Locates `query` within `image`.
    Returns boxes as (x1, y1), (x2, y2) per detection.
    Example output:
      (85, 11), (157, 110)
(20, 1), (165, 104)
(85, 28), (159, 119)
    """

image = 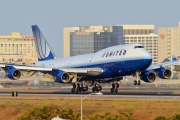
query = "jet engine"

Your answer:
(3, 66), (21, 80)
(156, 67), (172, 79)
(50, 70), (70, 83)
(140, 71), (156, 83)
